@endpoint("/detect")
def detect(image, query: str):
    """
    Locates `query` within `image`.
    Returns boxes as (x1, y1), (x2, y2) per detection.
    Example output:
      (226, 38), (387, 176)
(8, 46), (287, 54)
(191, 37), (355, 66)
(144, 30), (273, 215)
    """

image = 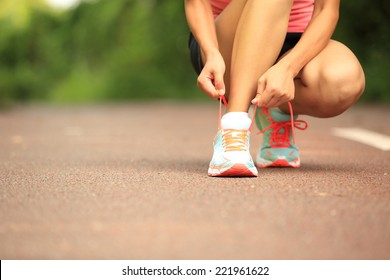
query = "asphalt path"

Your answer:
(0, 102), (389, 259)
